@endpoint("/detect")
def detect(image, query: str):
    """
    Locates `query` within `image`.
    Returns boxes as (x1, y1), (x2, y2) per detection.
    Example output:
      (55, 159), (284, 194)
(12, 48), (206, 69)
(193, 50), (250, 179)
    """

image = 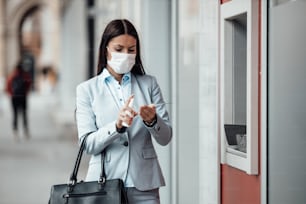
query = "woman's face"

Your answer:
(106, 34), (137, 78)
(107, 34), (137, 59)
